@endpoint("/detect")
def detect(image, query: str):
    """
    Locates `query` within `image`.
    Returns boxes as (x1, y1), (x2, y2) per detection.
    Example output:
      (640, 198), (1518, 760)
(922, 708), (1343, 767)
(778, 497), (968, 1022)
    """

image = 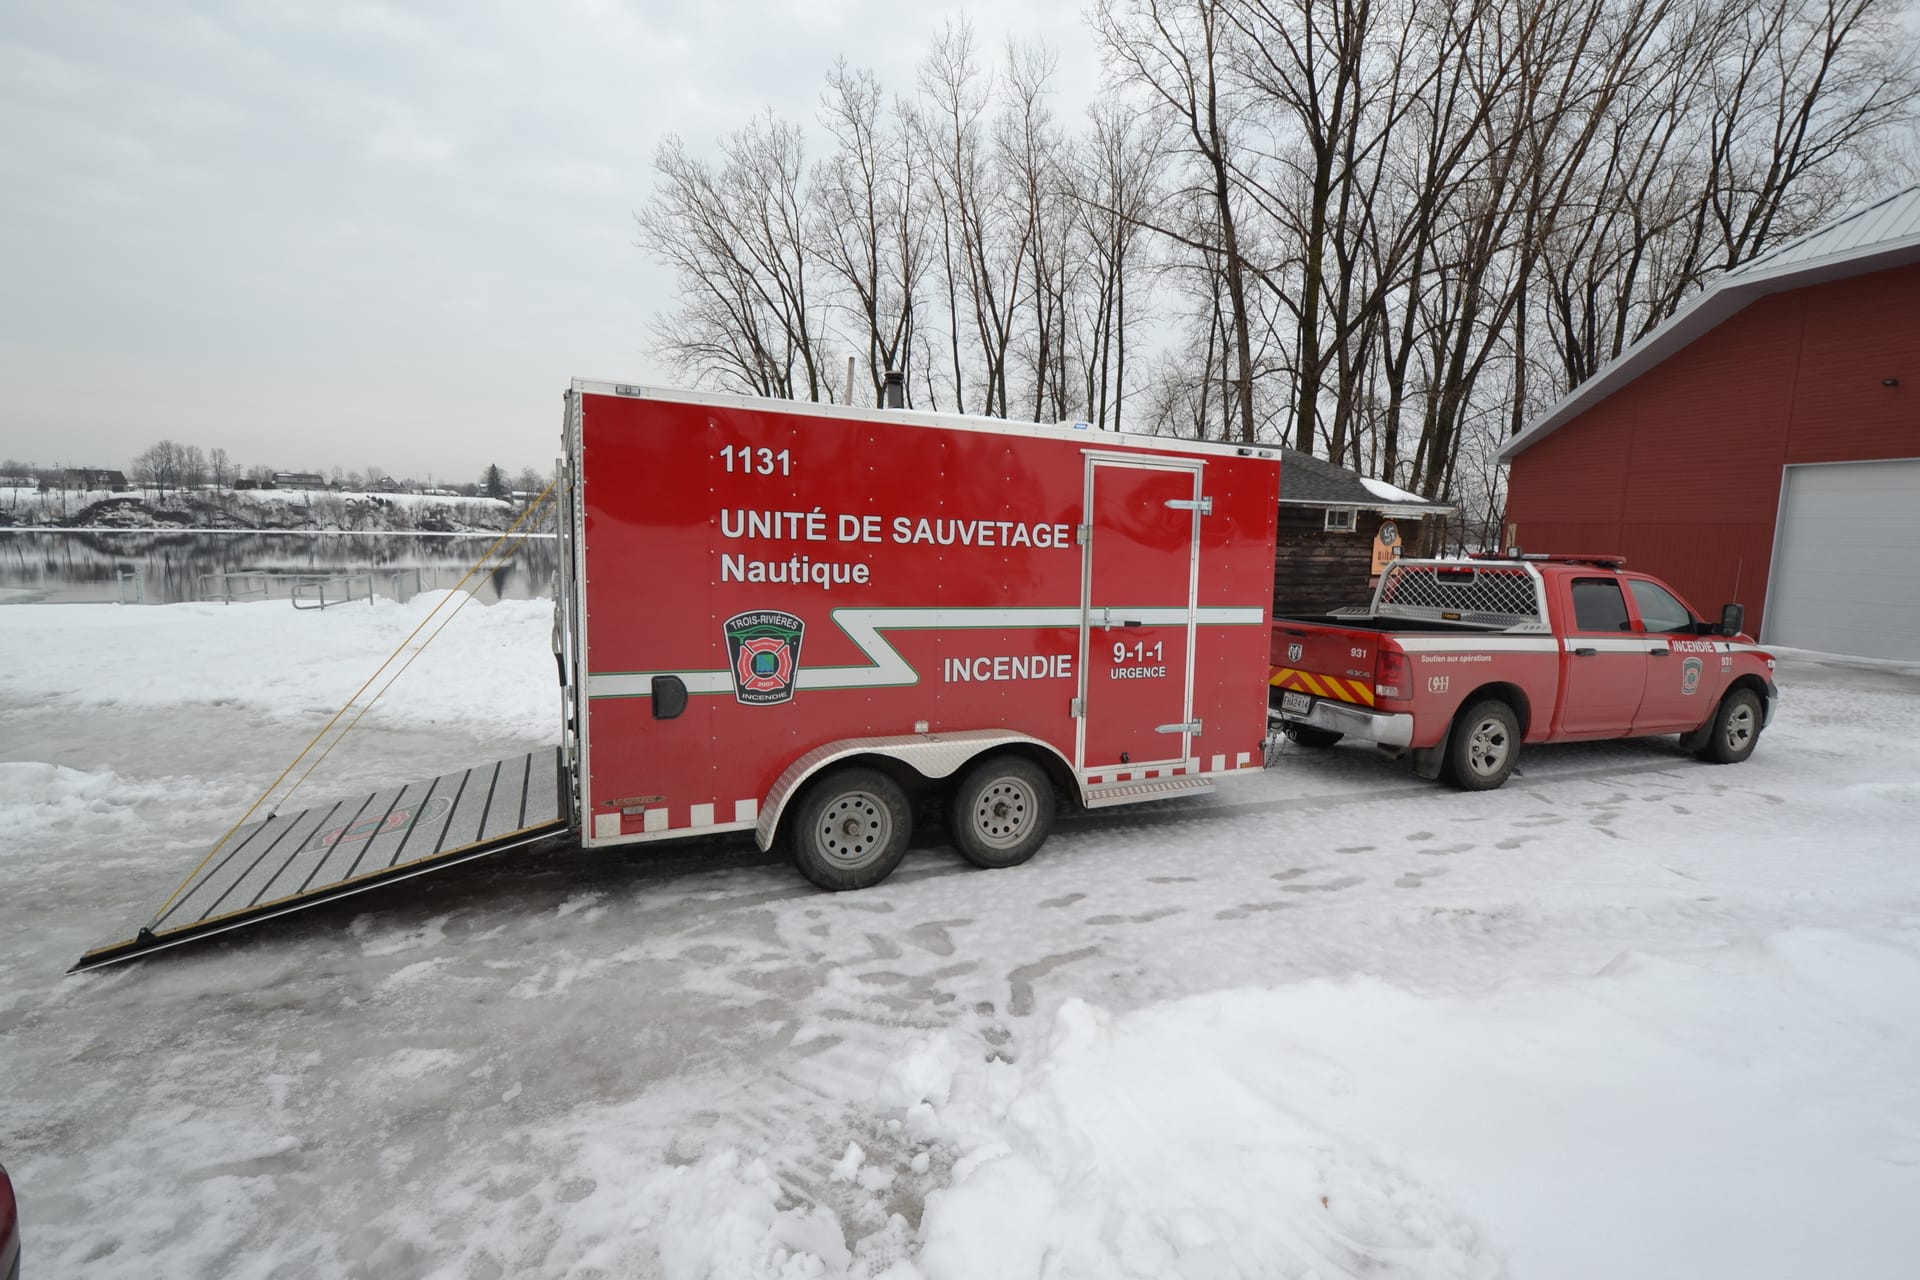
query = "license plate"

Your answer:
(1281, 691), (1311, 716)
